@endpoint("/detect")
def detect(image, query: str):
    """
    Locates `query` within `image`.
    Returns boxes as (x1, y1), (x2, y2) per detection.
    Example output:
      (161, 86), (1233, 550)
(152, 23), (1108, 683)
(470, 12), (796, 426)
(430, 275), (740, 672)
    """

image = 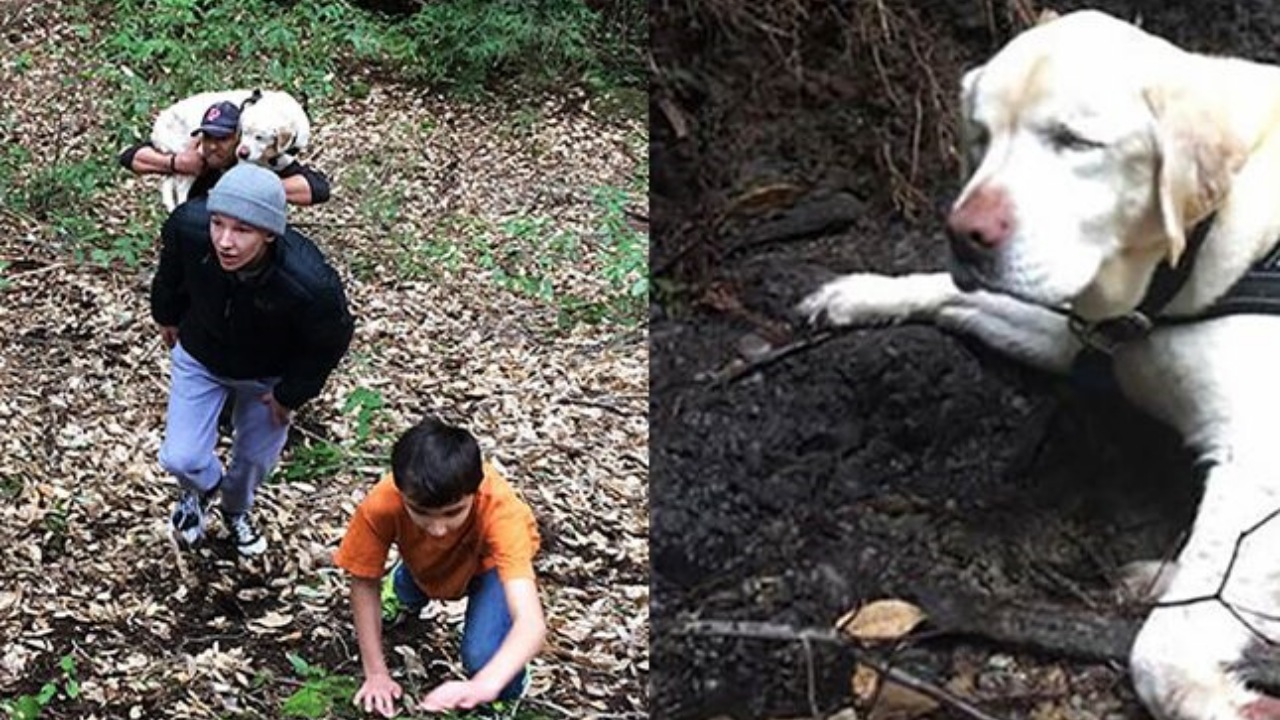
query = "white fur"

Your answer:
(149, 89), (310, 211)
(800, 11), (1280, 720)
